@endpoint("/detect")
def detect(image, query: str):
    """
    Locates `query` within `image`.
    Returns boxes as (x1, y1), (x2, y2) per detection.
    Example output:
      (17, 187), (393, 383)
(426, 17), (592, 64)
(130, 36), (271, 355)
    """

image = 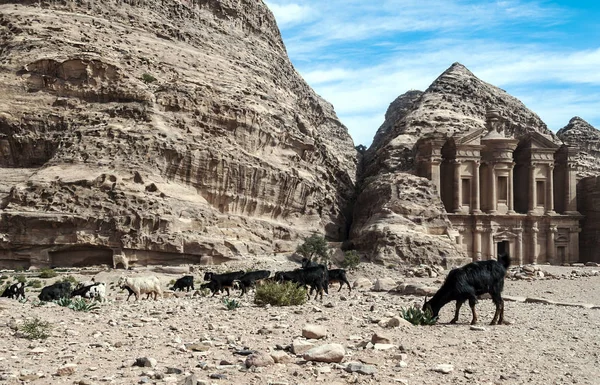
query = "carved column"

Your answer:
(568, 228), (580, 263)
(489, 163), (497, 213)
(515, 227), (524, 266)
(431, 157), (442, 196)
(472, 161), (481, 213)
(547, 226), (557, 264)
(488, 230), (495, 260)
(528, 163), (537, 214)
(508, 163), (515, 213)
(565, 164), (578, 213)
(531, 223), (539, 264)
(547, 164), (555, 214)
(454, 160), (462, 213)
(473, 225), (482, 261)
